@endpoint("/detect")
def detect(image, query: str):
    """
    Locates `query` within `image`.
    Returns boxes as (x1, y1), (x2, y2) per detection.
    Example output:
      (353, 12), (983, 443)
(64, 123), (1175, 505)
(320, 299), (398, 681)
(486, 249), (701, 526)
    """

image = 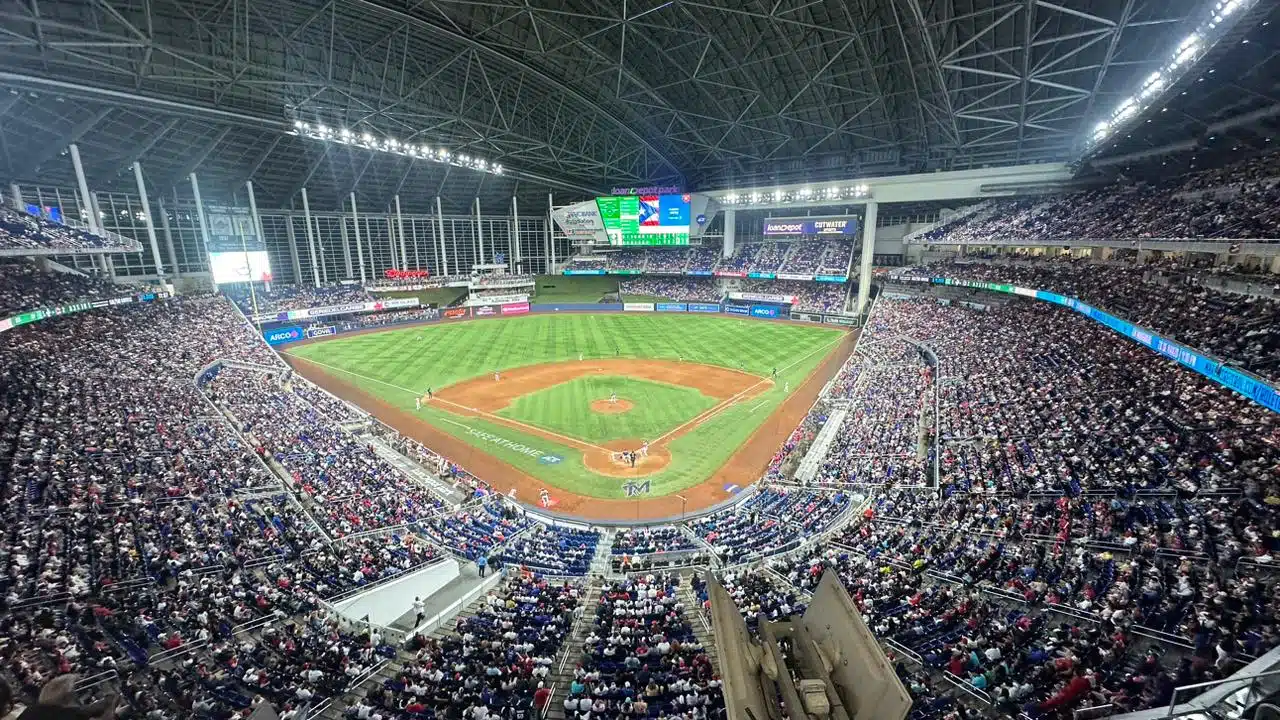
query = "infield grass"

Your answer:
(498, 375), (717, 444)
(285, 313), (843, 499)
